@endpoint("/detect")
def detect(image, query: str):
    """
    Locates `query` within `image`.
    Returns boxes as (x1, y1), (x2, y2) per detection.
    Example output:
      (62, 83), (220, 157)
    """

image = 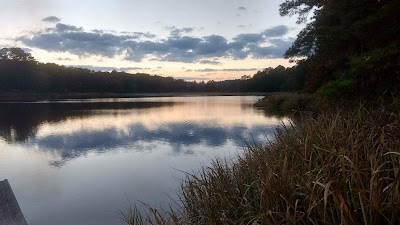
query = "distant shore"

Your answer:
(0, 92), (267, 102)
